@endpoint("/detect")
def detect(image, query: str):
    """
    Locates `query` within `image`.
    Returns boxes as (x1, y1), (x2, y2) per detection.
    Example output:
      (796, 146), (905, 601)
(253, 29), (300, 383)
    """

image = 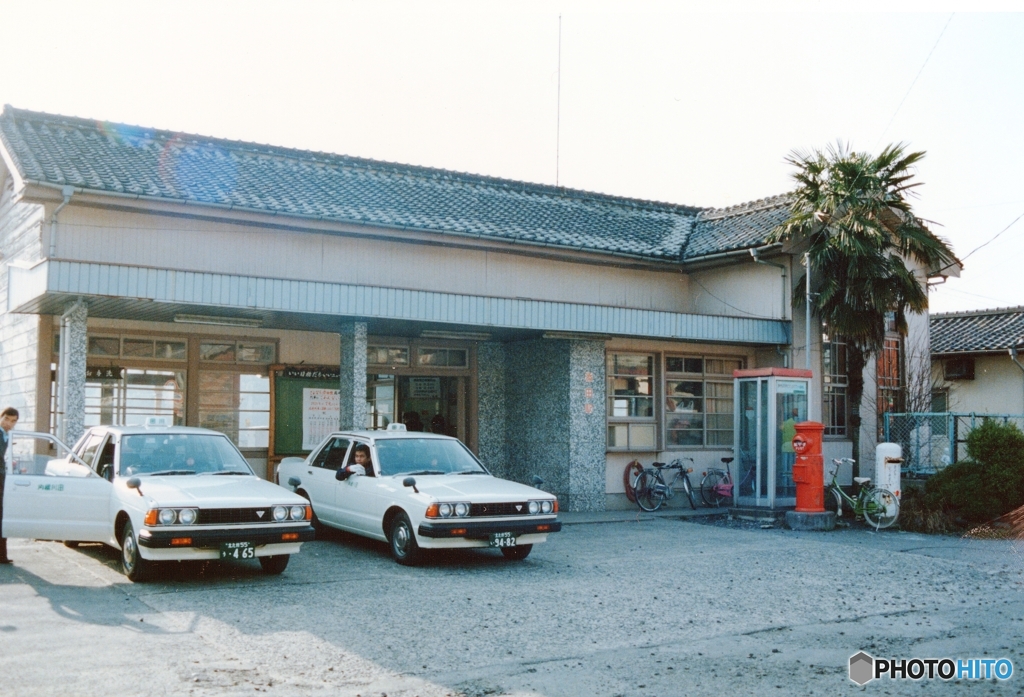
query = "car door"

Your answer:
(3, 431), (113, 543)
(303, 437), (351, 525)
(333, 440), (388, 538)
